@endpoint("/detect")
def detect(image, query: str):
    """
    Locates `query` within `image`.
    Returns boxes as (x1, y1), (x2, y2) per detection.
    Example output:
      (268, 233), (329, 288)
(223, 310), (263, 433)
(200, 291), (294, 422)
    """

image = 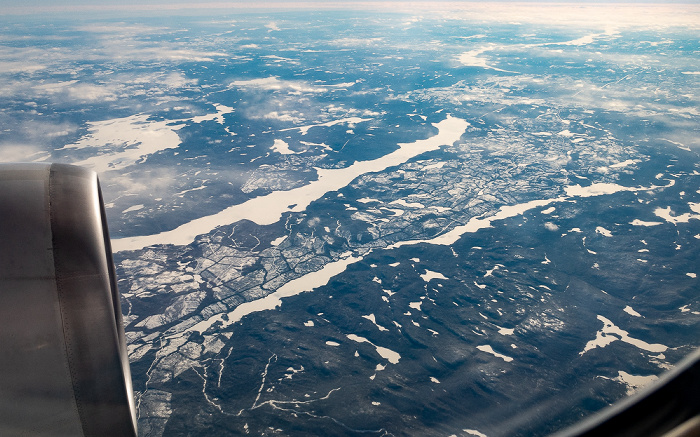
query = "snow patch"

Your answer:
(630, 219), (663, 227)
(421, 270), (448, 282)
(595, 226), (613, 237)
(614, 371), (658, 395)
(623, 306), (642, 317)
(476, 345), (513, 362)
(580, 315), (667, 355)
(346, 334), (400, 364)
